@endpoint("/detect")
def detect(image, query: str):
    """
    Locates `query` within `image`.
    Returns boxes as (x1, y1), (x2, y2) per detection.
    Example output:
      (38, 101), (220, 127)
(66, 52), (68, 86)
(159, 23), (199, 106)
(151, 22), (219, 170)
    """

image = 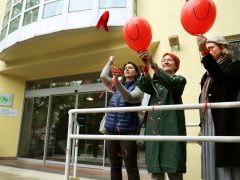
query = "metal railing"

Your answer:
(64, 101), (240, 180)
